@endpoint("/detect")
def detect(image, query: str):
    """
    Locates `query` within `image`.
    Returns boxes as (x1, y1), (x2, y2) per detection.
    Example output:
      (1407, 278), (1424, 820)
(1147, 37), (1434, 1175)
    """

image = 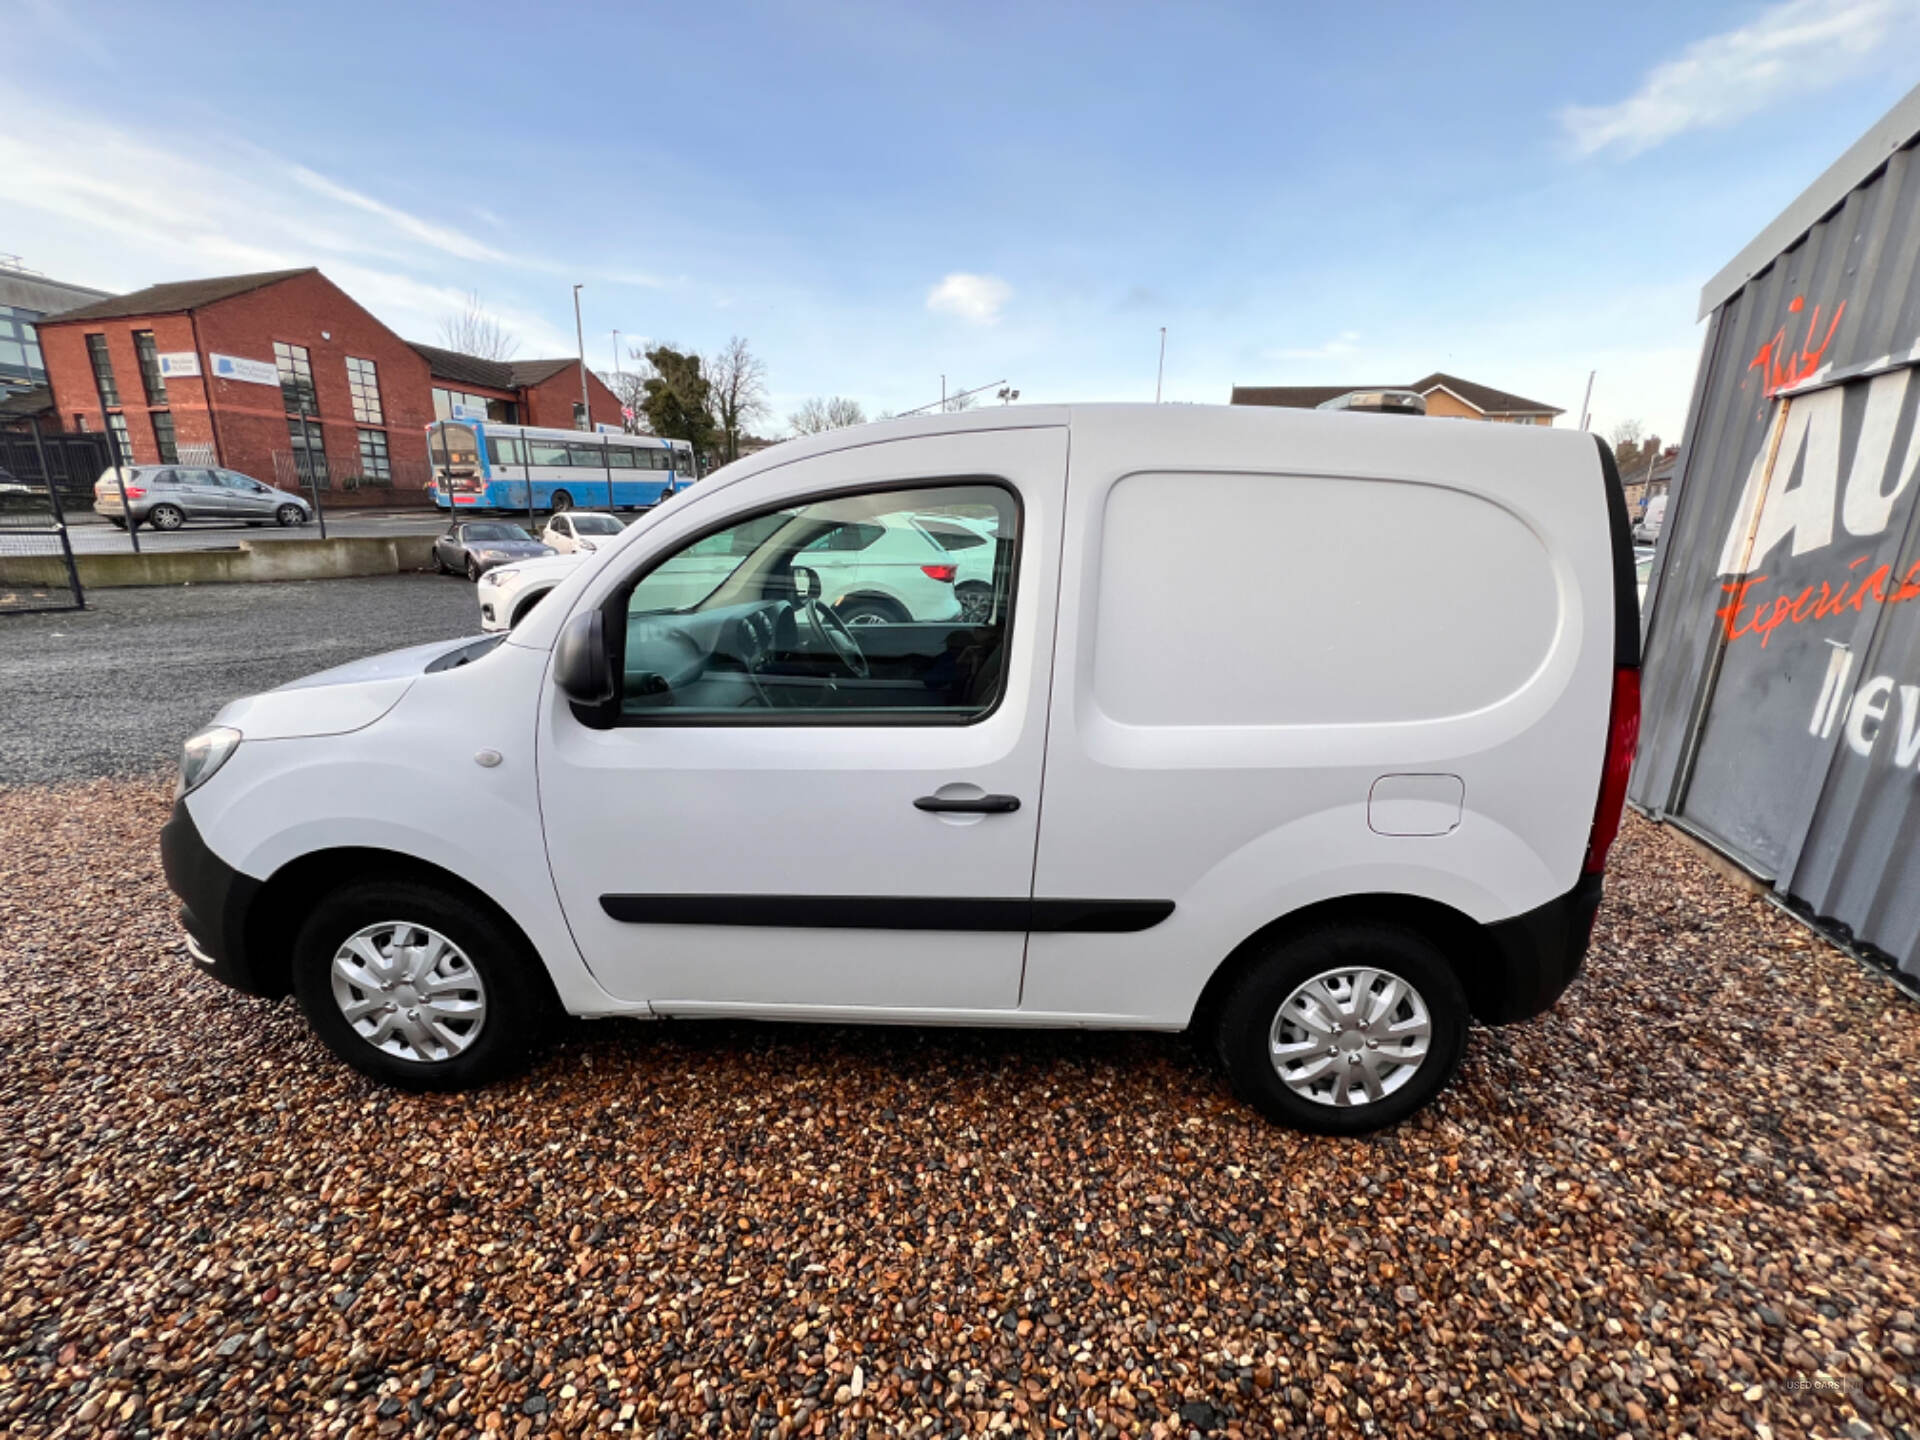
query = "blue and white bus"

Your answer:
(427, 421), (699, 513)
